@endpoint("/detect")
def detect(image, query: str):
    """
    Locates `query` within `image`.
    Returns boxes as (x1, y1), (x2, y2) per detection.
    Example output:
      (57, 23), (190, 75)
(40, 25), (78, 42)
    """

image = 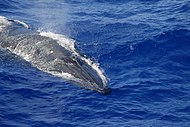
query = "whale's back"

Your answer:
(0, 16), (109, 93)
